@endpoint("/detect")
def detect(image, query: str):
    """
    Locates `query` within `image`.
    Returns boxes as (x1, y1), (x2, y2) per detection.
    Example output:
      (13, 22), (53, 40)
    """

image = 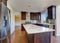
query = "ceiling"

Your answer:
(8, 0), (60, 12)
